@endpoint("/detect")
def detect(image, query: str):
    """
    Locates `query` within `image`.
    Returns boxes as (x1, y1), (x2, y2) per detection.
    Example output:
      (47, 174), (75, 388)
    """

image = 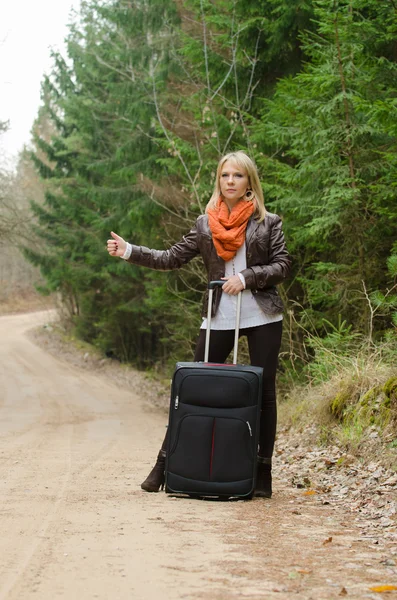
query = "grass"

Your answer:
(278, 342), (397, 470)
